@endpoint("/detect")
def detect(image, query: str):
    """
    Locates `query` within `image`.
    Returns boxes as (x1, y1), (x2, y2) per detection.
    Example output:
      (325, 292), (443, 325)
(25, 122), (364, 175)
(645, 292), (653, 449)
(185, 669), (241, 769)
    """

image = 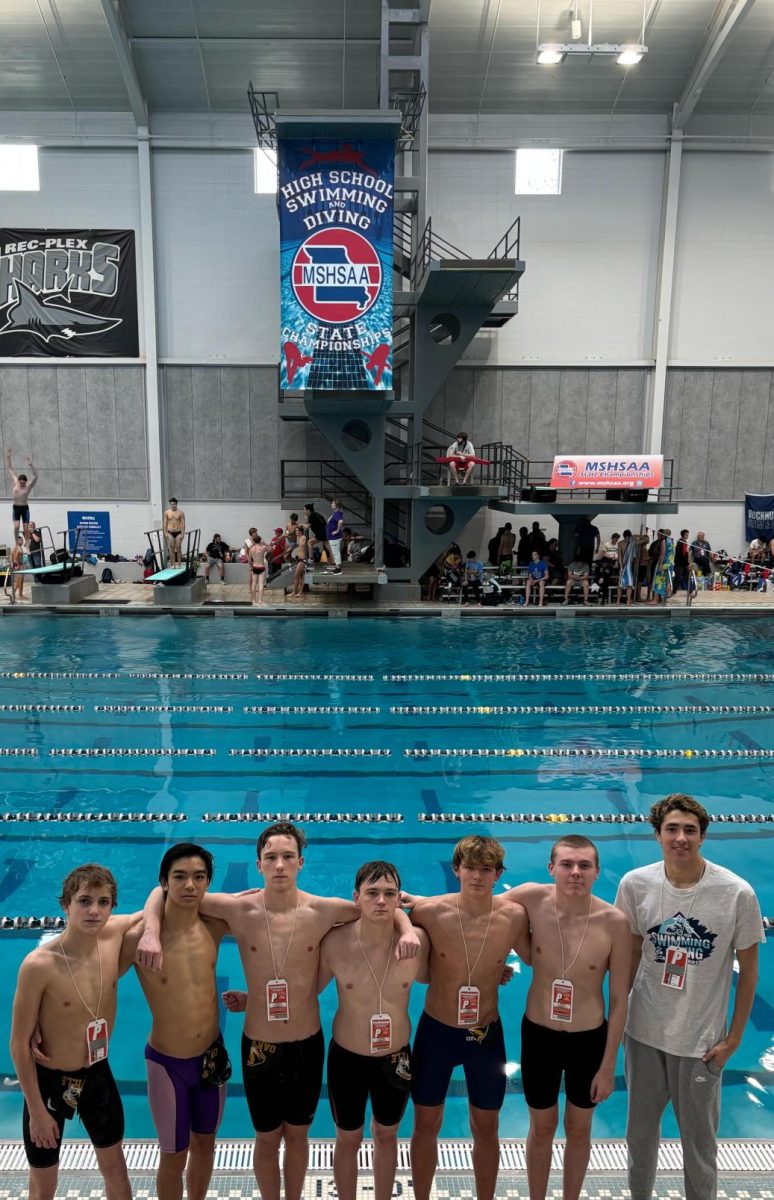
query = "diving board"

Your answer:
(147, 566), (188, 583)
(17, 563), (77, 577)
